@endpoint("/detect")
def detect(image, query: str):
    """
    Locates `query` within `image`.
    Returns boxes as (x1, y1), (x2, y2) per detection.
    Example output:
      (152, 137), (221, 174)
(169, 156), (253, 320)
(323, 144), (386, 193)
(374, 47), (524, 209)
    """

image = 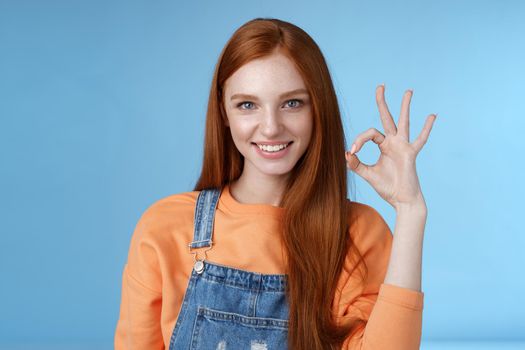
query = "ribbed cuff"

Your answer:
(378, 283), (424, 310)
